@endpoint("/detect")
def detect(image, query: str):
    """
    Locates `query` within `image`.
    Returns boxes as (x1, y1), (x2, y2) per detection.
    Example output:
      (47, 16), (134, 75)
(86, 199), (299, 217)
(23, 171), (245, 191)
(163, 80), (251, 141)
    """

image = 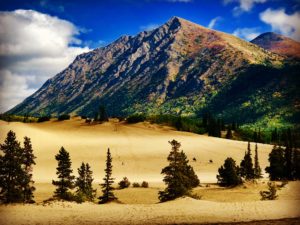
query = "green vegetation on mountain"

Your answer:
(4, 17), (300, 136)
